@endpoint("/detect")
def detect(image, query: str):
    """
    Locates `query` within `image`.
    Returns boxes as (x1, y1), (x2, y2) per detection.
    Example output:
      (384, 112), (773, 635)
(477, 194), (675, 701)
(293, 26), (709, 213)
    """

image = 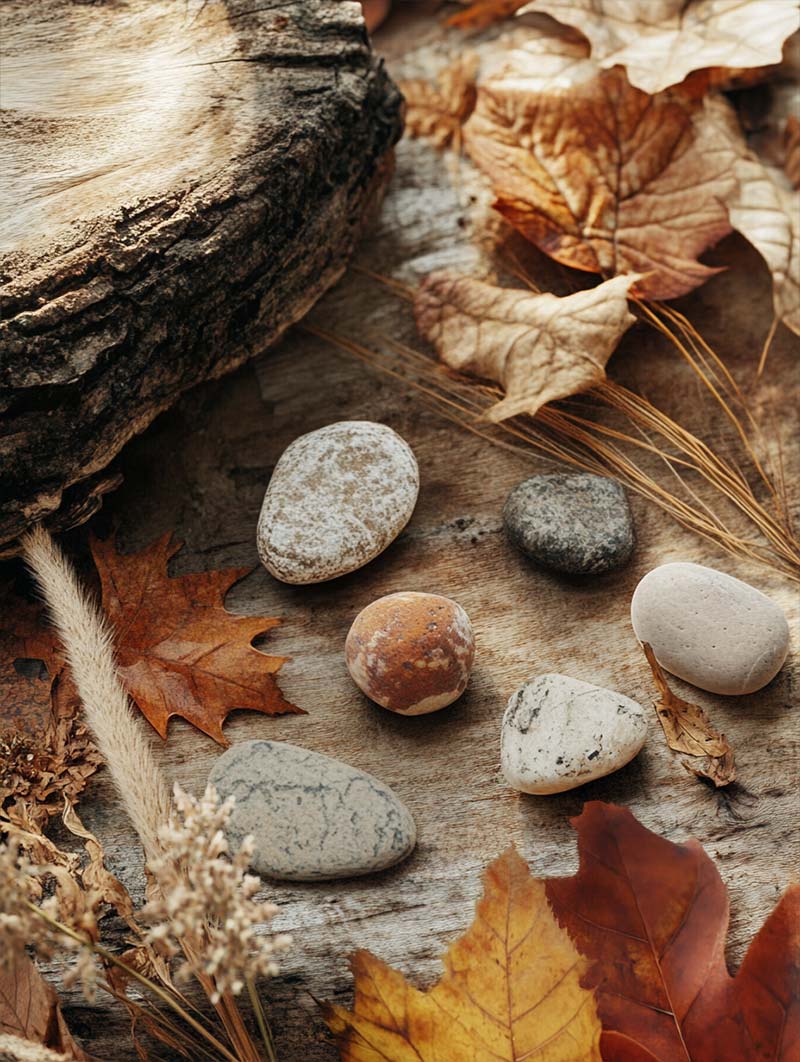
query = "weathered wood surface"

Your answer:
(27, 6), (800, 1059)
(0, 0), (401, 555)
